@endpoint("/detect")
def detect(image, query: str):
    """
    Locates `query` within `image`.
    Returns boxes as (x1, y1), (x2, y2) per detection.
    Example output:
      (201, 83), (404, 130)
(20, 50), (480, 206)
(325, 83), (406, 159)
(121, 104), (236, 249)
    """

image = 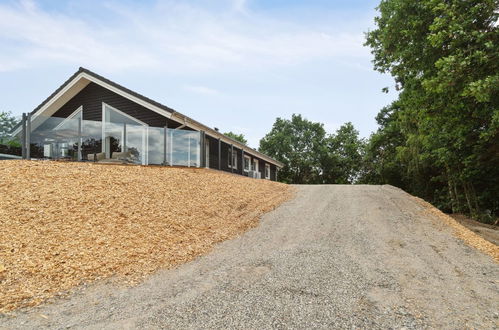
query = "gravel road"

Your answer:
(1, 185), (498, 329)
